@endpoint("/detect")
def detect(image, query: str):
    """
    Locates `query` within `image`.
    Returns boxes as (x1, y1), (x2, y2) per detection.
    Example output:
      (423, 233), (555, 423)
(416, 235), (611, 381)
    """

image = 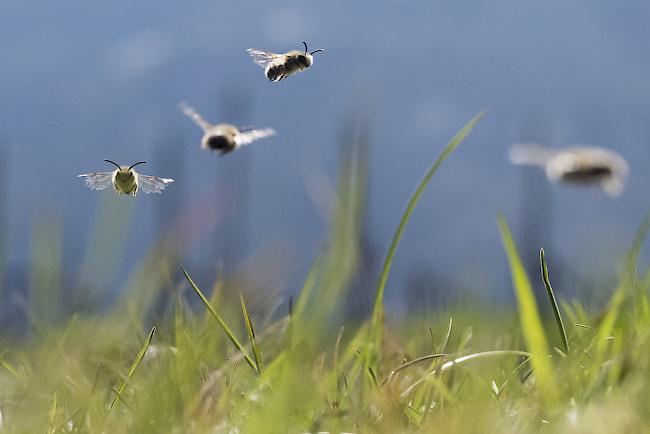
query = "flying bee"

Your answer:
(509, 143), (629, 197)
(78, 160), (174, 196)
(179, 102), (276, 155)
(247, 41), (324, 82)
